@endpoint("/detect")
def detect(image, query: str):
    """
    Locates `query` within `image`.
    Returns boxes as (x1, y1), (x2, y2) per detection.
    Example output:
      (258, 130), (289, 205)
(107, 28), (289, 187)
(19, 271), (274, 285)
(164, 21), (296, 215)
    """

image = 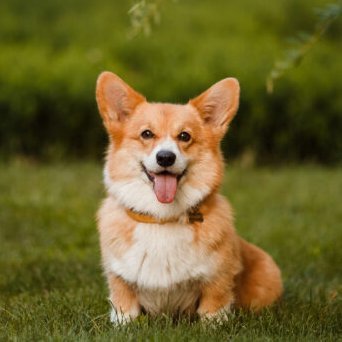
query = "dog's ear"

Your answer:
(96, 72), (145, 130)
(189, 78), (240, 135)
